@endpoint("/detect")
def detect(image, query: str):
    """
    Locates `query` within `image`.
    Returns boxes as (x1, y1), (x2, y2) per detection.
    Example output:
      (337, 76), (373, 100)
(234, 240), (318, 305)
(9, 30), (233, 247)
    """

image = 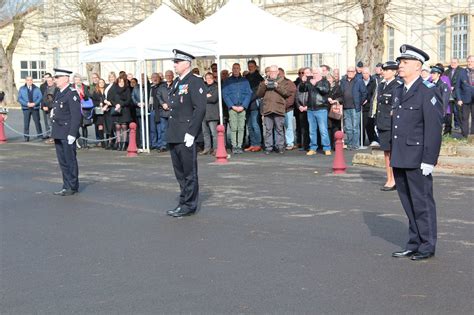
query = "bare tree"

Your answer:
(169, 0), (227, 71)
(49, 0), (162, 80)
(265, 0), (391, 69)
(0, 0), (40, 105)
(169, 0), (227, 23)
